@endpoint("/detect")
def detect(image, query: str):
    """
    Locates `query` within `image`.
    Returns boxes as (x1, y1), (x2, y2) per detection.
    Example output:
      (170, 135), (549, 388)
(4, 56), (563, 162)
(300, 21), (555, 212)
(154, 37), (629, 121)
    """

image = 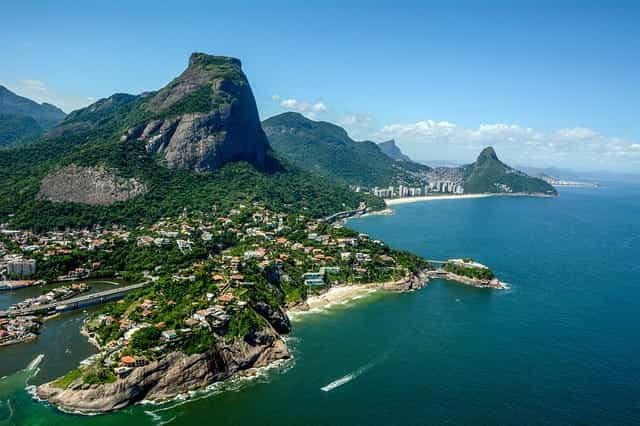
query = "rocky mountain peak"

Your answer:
(378, 139), (411, 162)
(188, 52), (241, 68)
(476, 146), (499, 163)
(125, 52), (268, 171)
